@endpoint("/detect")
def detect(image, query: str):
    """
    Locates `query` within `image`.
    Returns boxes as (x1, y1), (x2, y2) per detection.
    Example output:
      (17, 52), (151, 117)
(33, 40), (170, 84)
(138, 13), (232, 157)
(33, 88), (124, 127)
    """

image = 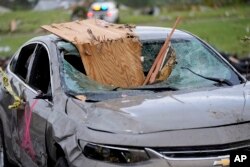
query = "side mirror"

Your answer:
(35, 90), (52, 101)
